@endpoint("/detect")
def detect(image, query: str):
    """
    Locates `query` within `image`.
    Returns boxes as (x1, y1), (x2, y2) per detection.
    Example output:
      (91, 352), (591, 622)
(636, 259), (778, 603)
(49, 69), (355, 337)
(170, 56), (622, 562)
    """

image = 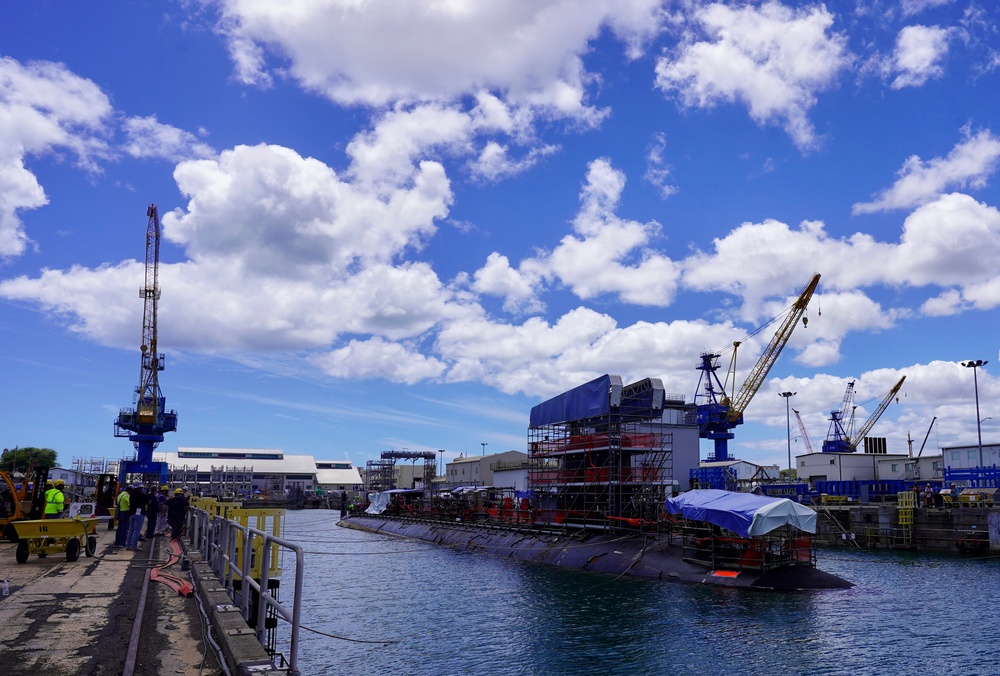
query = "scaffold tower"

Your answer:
(364, 450), (437, 494)
(527, 374), (674, 532)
